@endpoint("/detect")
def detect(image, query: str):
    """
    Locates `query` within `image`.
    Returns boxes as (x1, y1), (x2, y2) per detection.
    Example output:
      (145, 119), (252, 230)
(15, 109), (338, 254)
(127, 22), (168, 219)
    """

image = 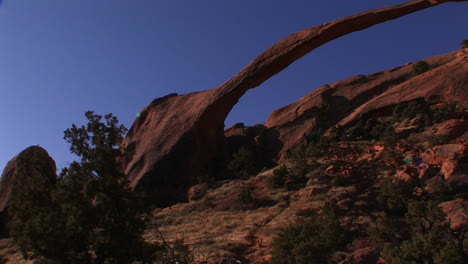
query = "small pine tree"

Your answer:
(412, 60), (430, 76)
(62, 111), (146, 264)
(11, 112), (148, 263)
